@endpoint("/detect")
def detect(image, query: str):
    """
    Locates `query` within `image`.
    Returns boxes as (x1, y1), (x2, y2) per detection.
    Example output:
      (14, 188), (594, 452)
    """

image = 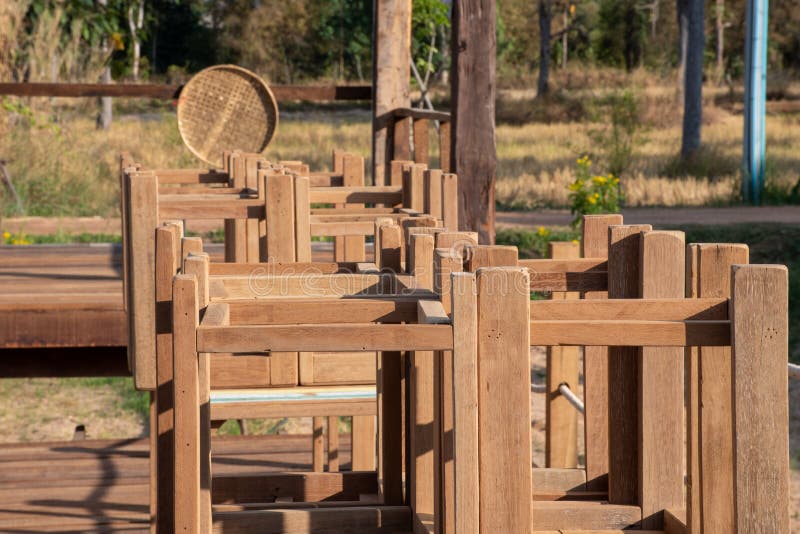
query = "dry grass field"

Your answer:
(2, 85), (799, 217)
